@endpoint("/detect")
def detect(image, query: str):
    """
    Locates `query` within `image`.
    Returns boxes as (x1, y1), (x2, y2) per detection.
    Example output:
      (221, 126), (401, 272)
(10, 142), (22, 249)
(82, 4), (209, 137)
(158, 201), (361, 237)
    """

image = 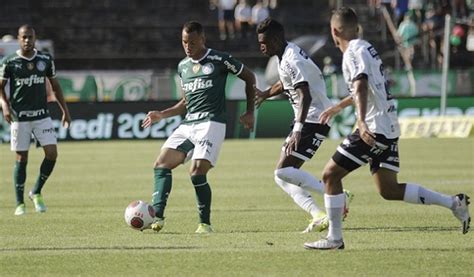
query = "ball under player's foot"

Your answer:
(195, 223), (213, 234)
(29, 191), (47, 213)
(304, 237), (345, 250)
(452, 193), (470, 234)
(14, 203), (26, 216)
(301, 212), (328, 233)
(150, 218), (165, 232)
